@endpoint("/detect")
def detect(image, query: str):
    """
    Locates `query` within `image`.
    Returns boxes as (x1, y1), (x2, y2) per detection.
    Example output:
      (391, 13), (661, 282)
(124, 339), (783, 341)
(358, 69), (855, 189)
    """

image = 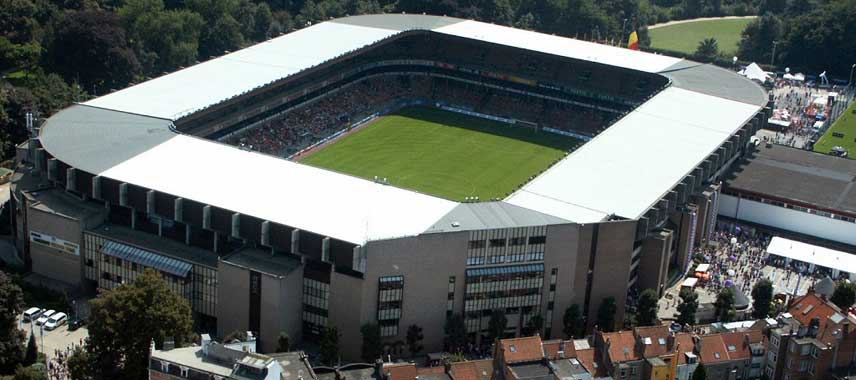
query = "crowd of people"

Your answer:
(222, 74), (618, 157)
(47, 342), (81, 380)
(767, 79), (855, 150)
(695, 226), (770, 296)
